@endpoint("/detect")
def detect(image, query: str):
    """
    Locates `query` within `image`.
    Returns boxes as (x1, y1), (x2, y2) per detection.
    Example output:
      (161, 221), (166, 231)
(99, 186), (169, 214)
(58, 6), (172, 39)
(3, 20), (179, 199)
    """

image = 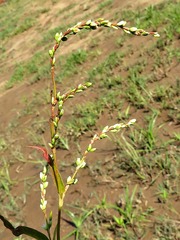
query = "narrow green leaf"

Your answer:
(0, 215), (49, 240)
